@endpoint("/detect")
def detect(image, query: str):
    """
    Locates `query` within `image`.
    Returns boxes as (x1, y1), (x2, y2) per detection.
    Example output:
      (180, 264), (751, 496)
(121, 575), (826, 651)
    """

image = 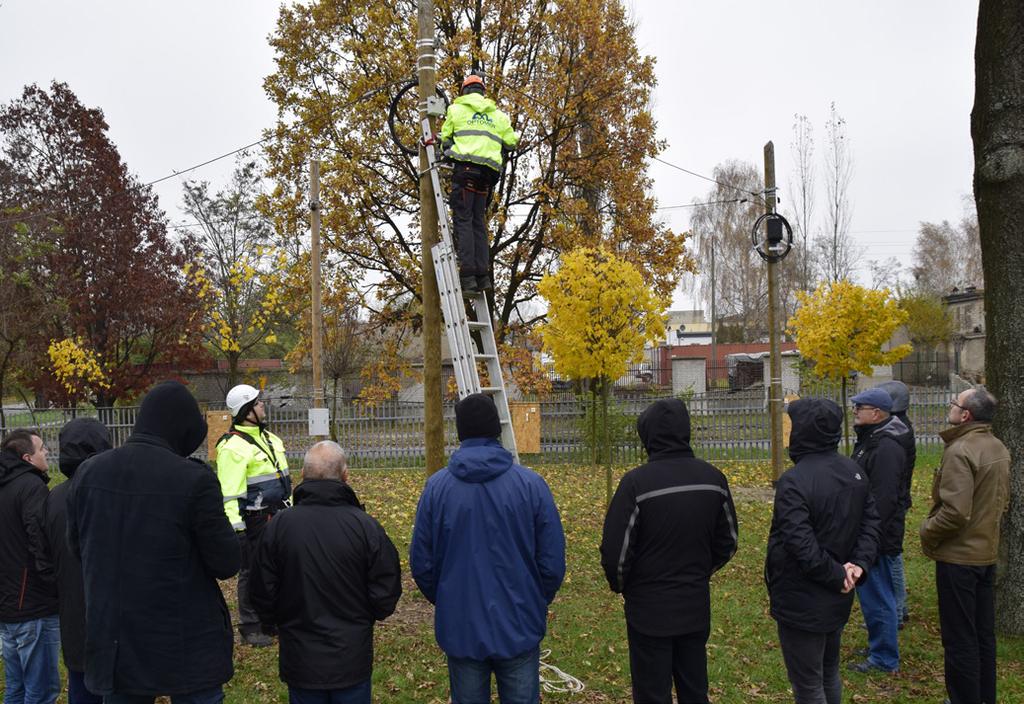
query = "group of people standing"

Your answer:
(0, 378), (1011, 704)
(764, 383), (1010, 704)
